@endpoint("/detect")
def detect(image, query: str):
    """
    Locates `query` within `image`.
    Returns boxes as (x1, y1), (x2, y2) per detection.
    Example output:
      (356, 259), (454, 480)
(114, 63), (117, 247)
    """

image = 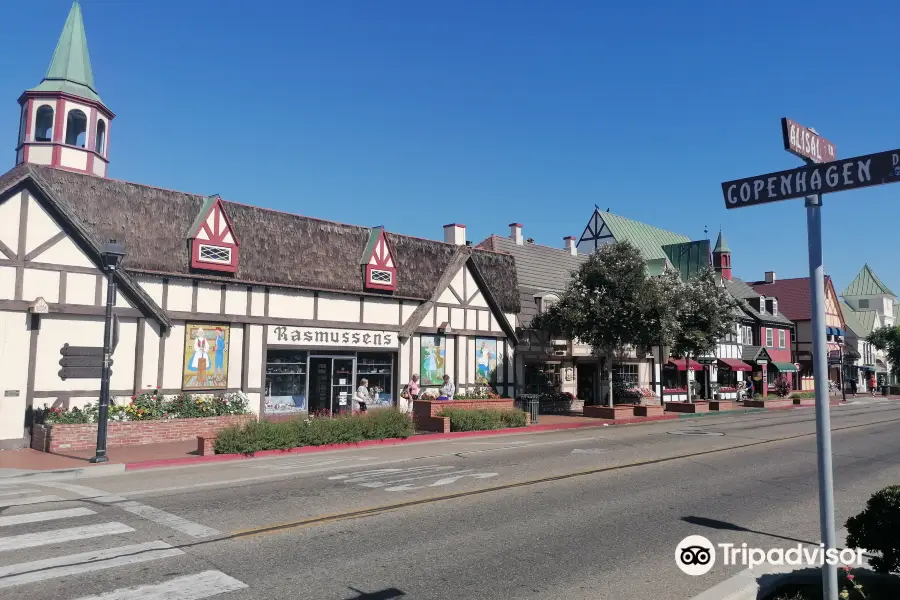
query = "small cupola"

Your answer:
(361, 226), (397, 292)
(187, 195), (240, 273)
